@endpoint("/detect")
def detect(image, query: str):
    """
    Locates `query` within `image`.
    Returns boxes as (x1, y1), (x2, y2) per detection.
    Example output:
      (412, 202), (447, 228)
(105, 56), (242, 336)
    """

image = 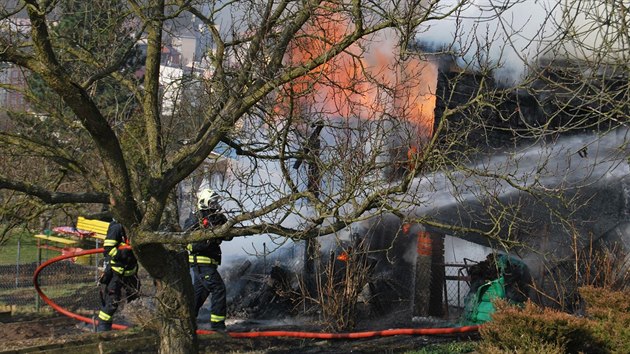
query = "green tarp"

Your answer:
(461, 254), (529, 325)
